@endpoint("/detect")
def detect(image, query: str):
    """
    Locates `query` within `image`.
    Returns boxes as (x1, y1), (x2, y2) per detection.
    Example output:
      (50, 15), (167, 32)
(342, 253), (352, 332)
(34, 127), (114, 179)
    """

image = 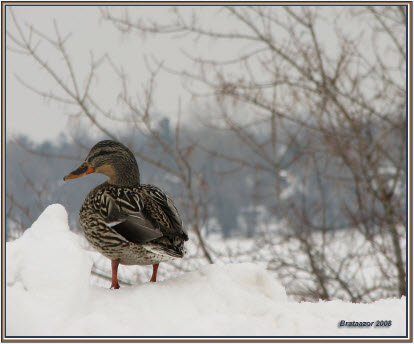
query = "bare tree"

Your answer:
(7, 5), (406, 301)
(101, 5), (406, 301)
